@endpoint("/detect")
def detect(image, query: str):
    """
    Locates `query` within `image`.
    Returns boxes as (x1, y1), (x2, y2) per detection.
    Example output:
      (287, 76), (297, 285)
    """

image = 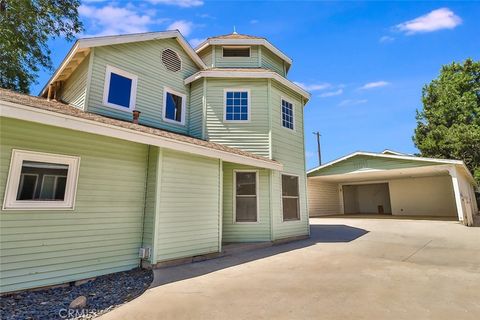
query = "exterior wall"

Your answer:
(307, 179), (340, 216)
(204, 78), (270, 157)
(389, 176), (457, 217)
(198, 46), (213, 68)
(87, 39), (199, 134)
(58, 54), (89, 109)
(214, 45), (260, 68)
(342, 183), (392, 214)
(189, 79), (204, 139)
(222, 163), (271, 242)
(270, 81), (309, 239)
(0, 118), (148, 293)
(457, 170), (478, 224)
(261, 47), (285, 76)
(155, 150), (221, 262)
